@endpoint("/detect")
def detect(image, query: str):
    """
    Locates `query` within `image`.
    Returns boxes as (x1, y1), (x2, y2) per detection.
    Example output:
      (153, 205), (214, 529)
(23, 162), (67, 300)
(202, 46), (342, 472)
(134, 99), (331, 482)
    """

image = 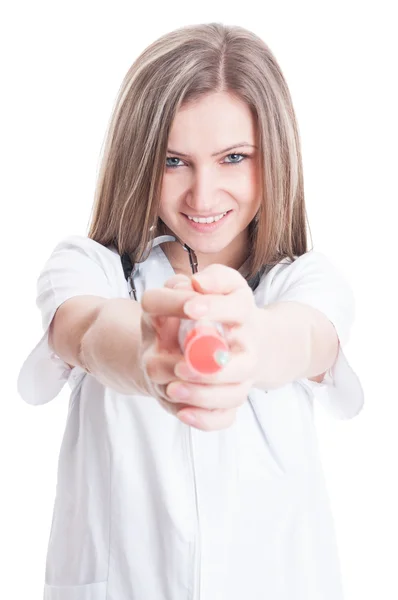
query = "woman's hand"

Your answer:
(140, 274), (198, 418)
(141, 264), (262, 431)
